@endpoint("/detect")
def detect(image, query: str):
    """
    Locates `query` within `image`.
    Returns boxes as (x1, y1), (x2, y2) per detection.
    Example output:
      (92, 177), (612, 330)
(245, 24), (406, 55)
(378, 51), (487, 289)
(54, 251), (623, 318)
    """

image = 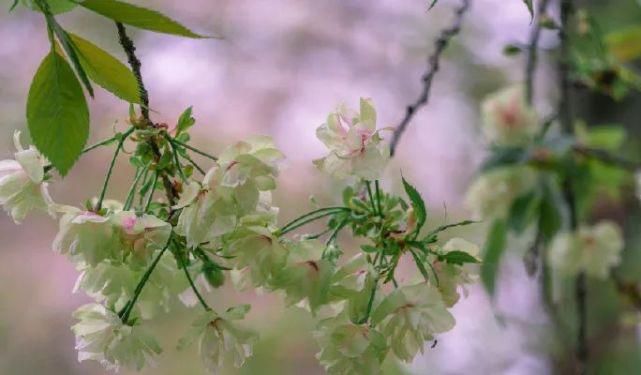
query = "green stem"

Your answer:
(96, 128), (134, 211)
(180, 152), (206, 175)
(178, 250), (211, 311)
(374, 180), (383, 217)
(171, 138), (218, 161)
(84, 134), (121, 154)
(137, 168), (150, 208)
(164, 134), (188, 182)
(278, 207), (349, 236)
(123, 165), (146, 211)
(365, 181), (378, 215)
(144, 172), (159, 212)
(119, 241), (170, 323)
